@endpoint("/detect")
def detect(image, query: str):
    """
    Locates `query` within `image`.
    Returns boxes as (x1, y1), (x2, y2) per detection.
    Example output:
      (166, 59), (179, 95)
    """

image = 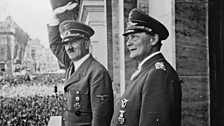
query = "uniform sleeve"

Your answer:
(139, 69), (177, 126)
(47, 25), (70, 68)
(90, 70), (114, 126)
